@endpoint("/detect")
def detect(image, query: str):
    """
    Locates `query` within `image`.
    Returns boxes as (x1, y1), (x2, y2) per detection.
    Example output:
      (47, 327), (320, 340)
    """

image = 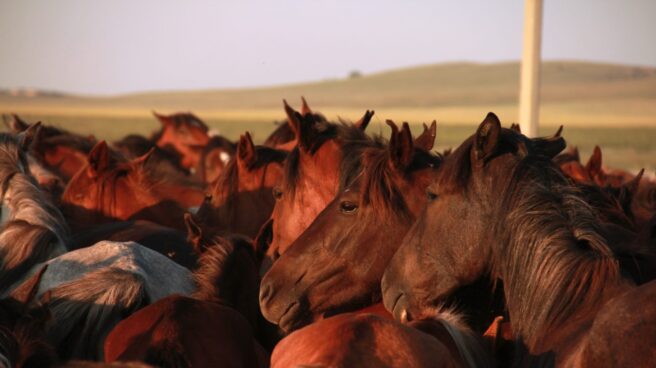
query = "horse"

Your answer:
(382, 112), (656, 366)
(0, 125), (70, 296)
(151, 111), (210, 170)
(270, 307), (491, 368)
(113, 134), (192, 179)
(0, 298), (58, 367)
(259, 121), (444, 332)
(195, 135), (237, 184)
(104, 234), (267, 368)
(257, 100), (376, 274)
(194, 132), (287, 239)
(61, 141), (200, 232)
(11, 241), (195, 361)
